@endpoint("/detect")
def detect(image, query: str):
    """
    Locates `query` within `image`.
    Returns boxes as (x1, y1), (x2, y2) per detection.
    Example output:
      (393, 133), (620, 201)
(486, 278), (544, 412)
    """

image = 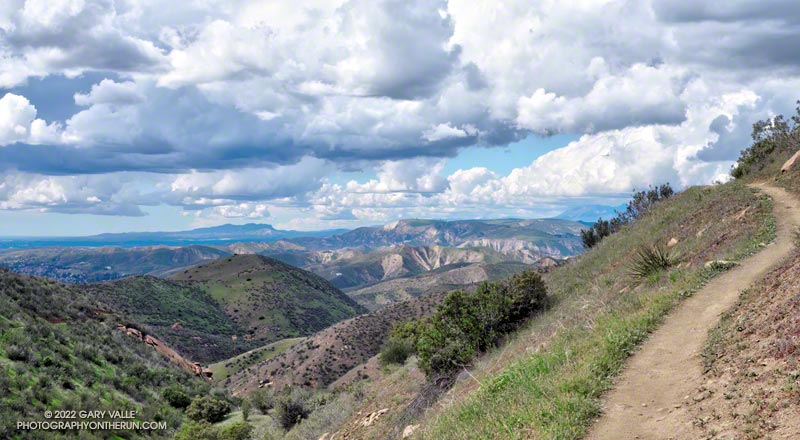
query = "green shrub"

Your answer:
(581, 183), (674, 248)
(732, 103), (800, 178)
(218, 421), (253, 440)
(163, 385), (191, 409)
(628, 245), (675, 279)
(185, 395), (231, 423)
(276, 388), (310, 430)
(240, 399), (250, 421)
(379, 337), (415, 366)
(249, 388), (275, 414)
(416, 271), (548, 377)
(174, 420), (219, 440)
